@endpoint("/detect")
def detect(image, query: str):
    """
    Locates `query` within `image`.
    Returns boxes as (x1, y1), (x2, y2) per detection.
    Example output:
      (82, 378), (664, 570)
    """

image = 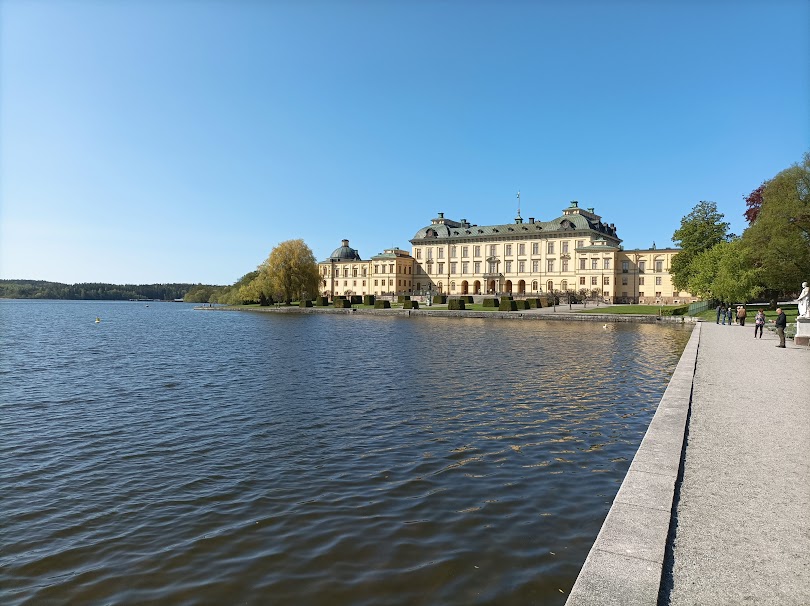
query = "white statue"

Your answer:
(798, 281), (810, 318)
